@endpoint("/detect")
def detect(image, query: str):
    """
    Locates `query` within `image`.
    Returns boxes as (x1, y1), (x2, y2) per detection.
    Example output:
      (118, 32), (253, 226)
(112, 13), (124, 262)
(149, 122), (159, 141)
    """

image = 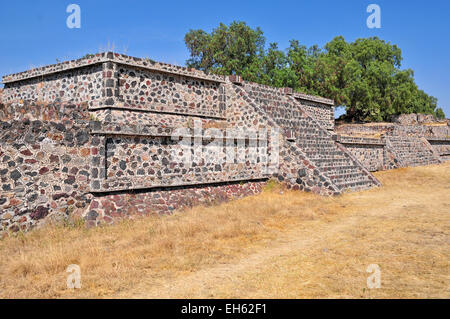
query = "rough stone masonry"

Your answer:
(1, 52), (449, 234)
